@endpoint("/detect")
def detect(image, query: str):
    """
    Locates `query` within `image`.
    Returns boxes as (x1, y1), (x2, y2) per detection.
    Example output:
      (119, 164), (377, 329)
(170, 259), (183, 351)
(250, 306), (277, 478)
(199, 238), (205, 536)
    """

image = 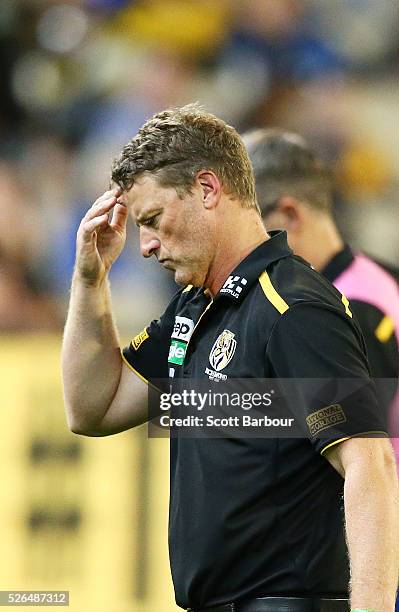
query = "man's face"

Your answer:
(123, 173), (216, 287)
